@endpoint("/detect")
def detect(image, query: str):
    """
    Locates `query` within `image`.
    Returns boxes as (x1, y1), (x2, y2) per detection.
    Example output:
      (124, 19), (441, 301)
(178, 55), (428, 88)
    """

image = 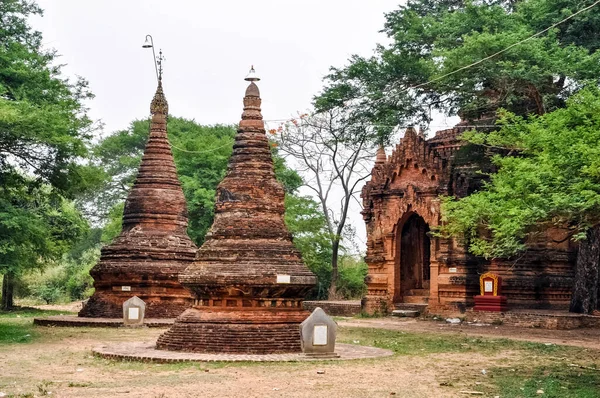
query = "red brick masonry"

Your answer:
(79, 81), (197, 319)
(157, 76), (316, 354)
